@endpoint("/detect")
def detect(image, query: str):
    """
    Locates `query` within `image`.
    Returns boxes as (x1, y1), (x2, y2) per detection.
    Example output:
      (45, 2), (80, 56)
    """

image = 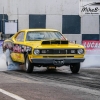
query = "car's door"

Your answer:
(10, 31), (25, 63)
